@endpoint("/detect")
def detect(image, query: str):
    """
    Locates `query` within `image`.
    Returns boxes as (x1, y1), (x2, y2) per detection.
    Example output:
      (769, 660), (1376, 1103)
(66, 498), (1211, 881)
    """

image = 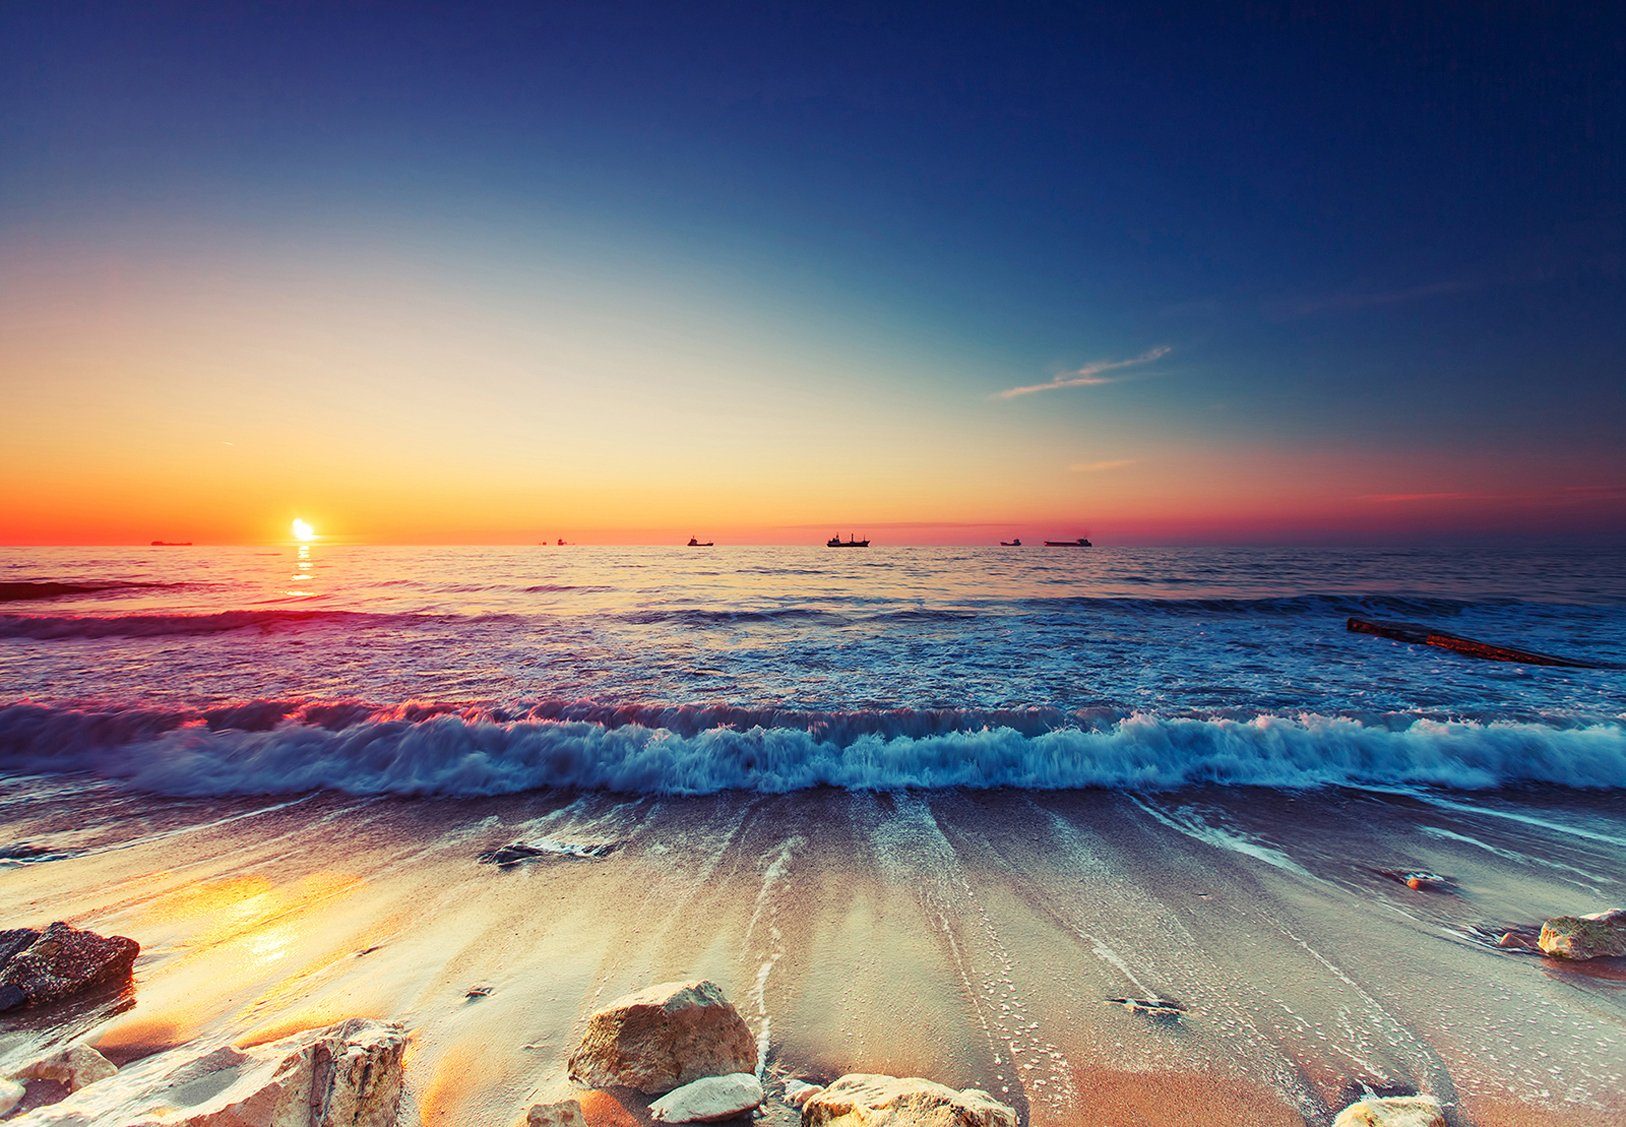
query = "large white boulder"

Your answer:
(1538, 908), (1626, 960)
(10, 1017), (406, 1126)
(650, 1072), (763, 1123)
(567, 980), (756, 1094)
(1332, 1094), (1446, 1127)
(800, 1074), (1017, 1127)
